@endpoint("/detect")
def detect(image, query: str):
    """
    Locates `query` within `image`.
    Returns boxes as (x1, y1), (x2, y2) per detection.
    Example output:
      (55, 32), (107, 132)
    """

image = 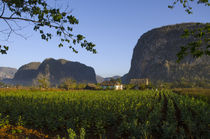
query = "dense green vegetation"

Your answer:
(0, 89), (209, 138)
